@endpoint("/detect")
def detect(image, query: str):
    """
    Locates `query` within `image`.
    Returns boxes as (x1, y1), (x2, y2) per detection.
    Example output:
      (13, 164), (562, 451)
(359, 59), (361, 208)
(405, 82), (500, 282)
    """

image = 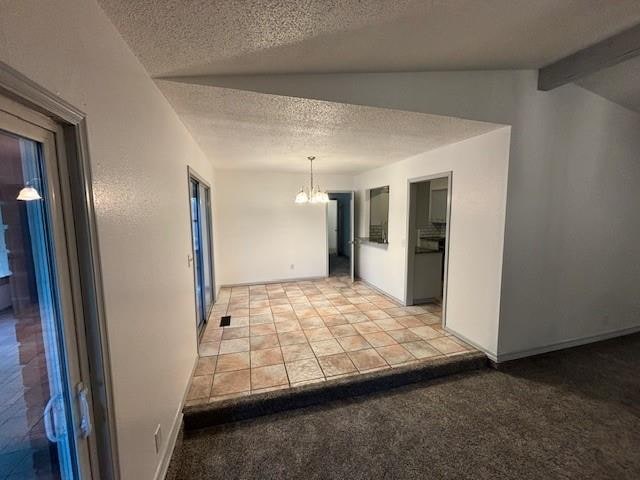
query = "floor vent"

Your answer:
(220, 316), (231, 327)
